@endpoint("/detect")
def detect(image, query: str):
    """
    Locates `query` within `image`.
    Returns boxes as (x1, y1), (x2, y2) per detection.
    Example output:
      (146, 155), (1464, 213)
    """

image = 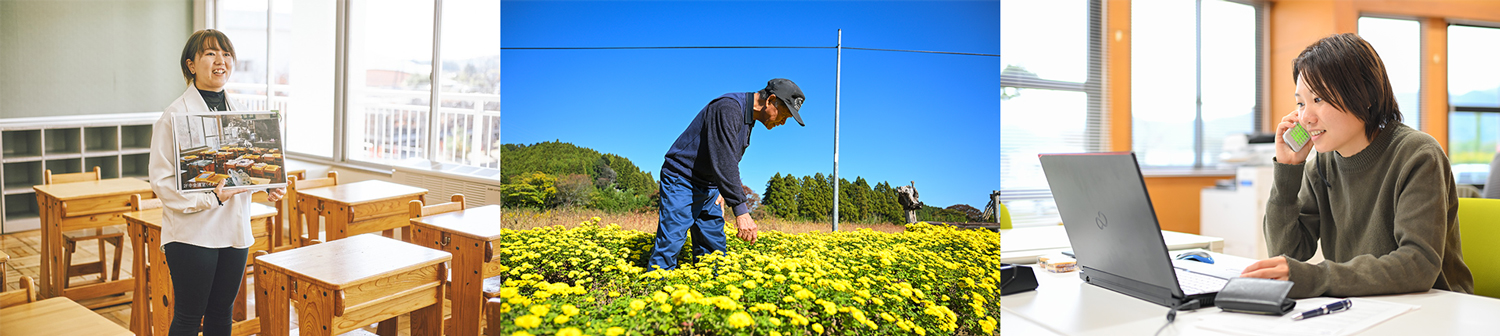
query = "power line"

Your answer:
(500, 46), (833, 50)
(842, 47), (998, 57)
(501, 45), (999, 57)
